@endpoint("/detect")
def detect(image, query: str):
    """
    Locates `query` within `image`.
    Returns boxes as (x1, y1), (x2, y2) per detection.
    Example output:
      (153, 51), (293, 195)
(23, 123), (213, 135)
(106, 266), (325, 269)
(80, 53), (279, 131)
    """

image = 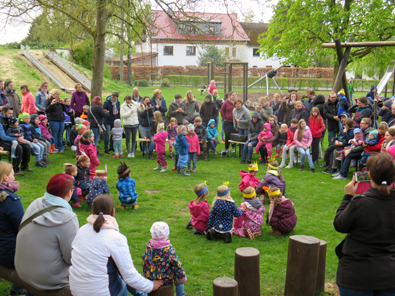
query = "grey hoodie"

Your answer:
(233, 105), (252, 130)
(111, 119), (123, 141)
(15, 197), (79, 290)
